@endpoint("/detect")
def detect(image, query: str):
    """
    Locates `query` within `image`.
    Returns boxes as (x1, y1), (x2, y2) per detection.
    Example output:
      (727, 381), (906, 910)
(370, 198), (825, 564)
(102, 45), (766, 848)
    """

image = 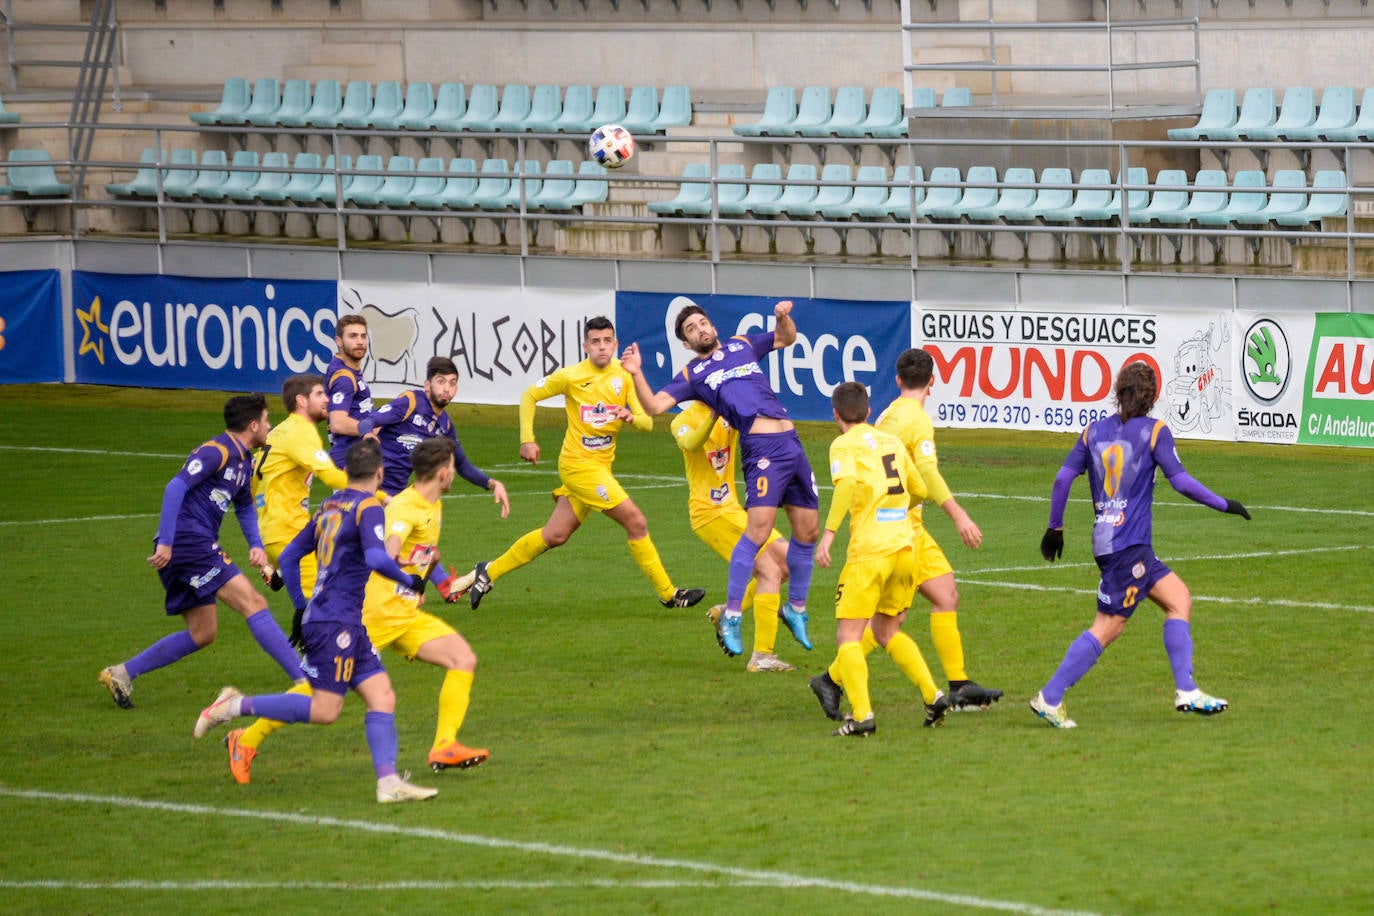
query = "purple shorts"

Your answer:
(1095, 544), (1171, 618)
(157, 543), (242, 616)
(299, 621), (386, 696)
(741, 431), (819, 511)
